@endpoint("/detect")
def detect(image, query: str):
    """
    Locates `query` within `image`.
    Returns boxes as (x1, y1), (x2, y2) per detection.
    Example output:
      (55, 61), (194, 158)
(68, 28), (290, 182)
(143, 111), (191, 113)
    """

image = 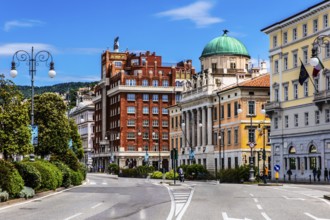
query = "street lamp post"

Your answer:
(216, 92), (221, 183)
(10, 47), (56, 126)
(10, 47), (56, 160)
(248, 98), (256, 182)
